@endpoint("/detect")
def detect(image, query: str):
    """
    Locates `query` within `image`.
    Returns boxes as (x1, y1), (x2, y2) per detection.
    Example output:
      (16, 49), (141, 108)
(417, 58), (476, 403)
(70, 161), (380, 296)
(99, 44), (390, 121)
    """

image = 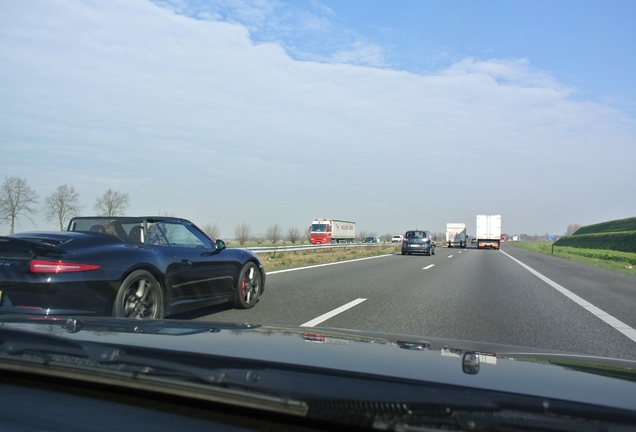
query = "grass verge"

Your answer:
(253, 244), (401, 272)
(512, 242), (636, 276)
